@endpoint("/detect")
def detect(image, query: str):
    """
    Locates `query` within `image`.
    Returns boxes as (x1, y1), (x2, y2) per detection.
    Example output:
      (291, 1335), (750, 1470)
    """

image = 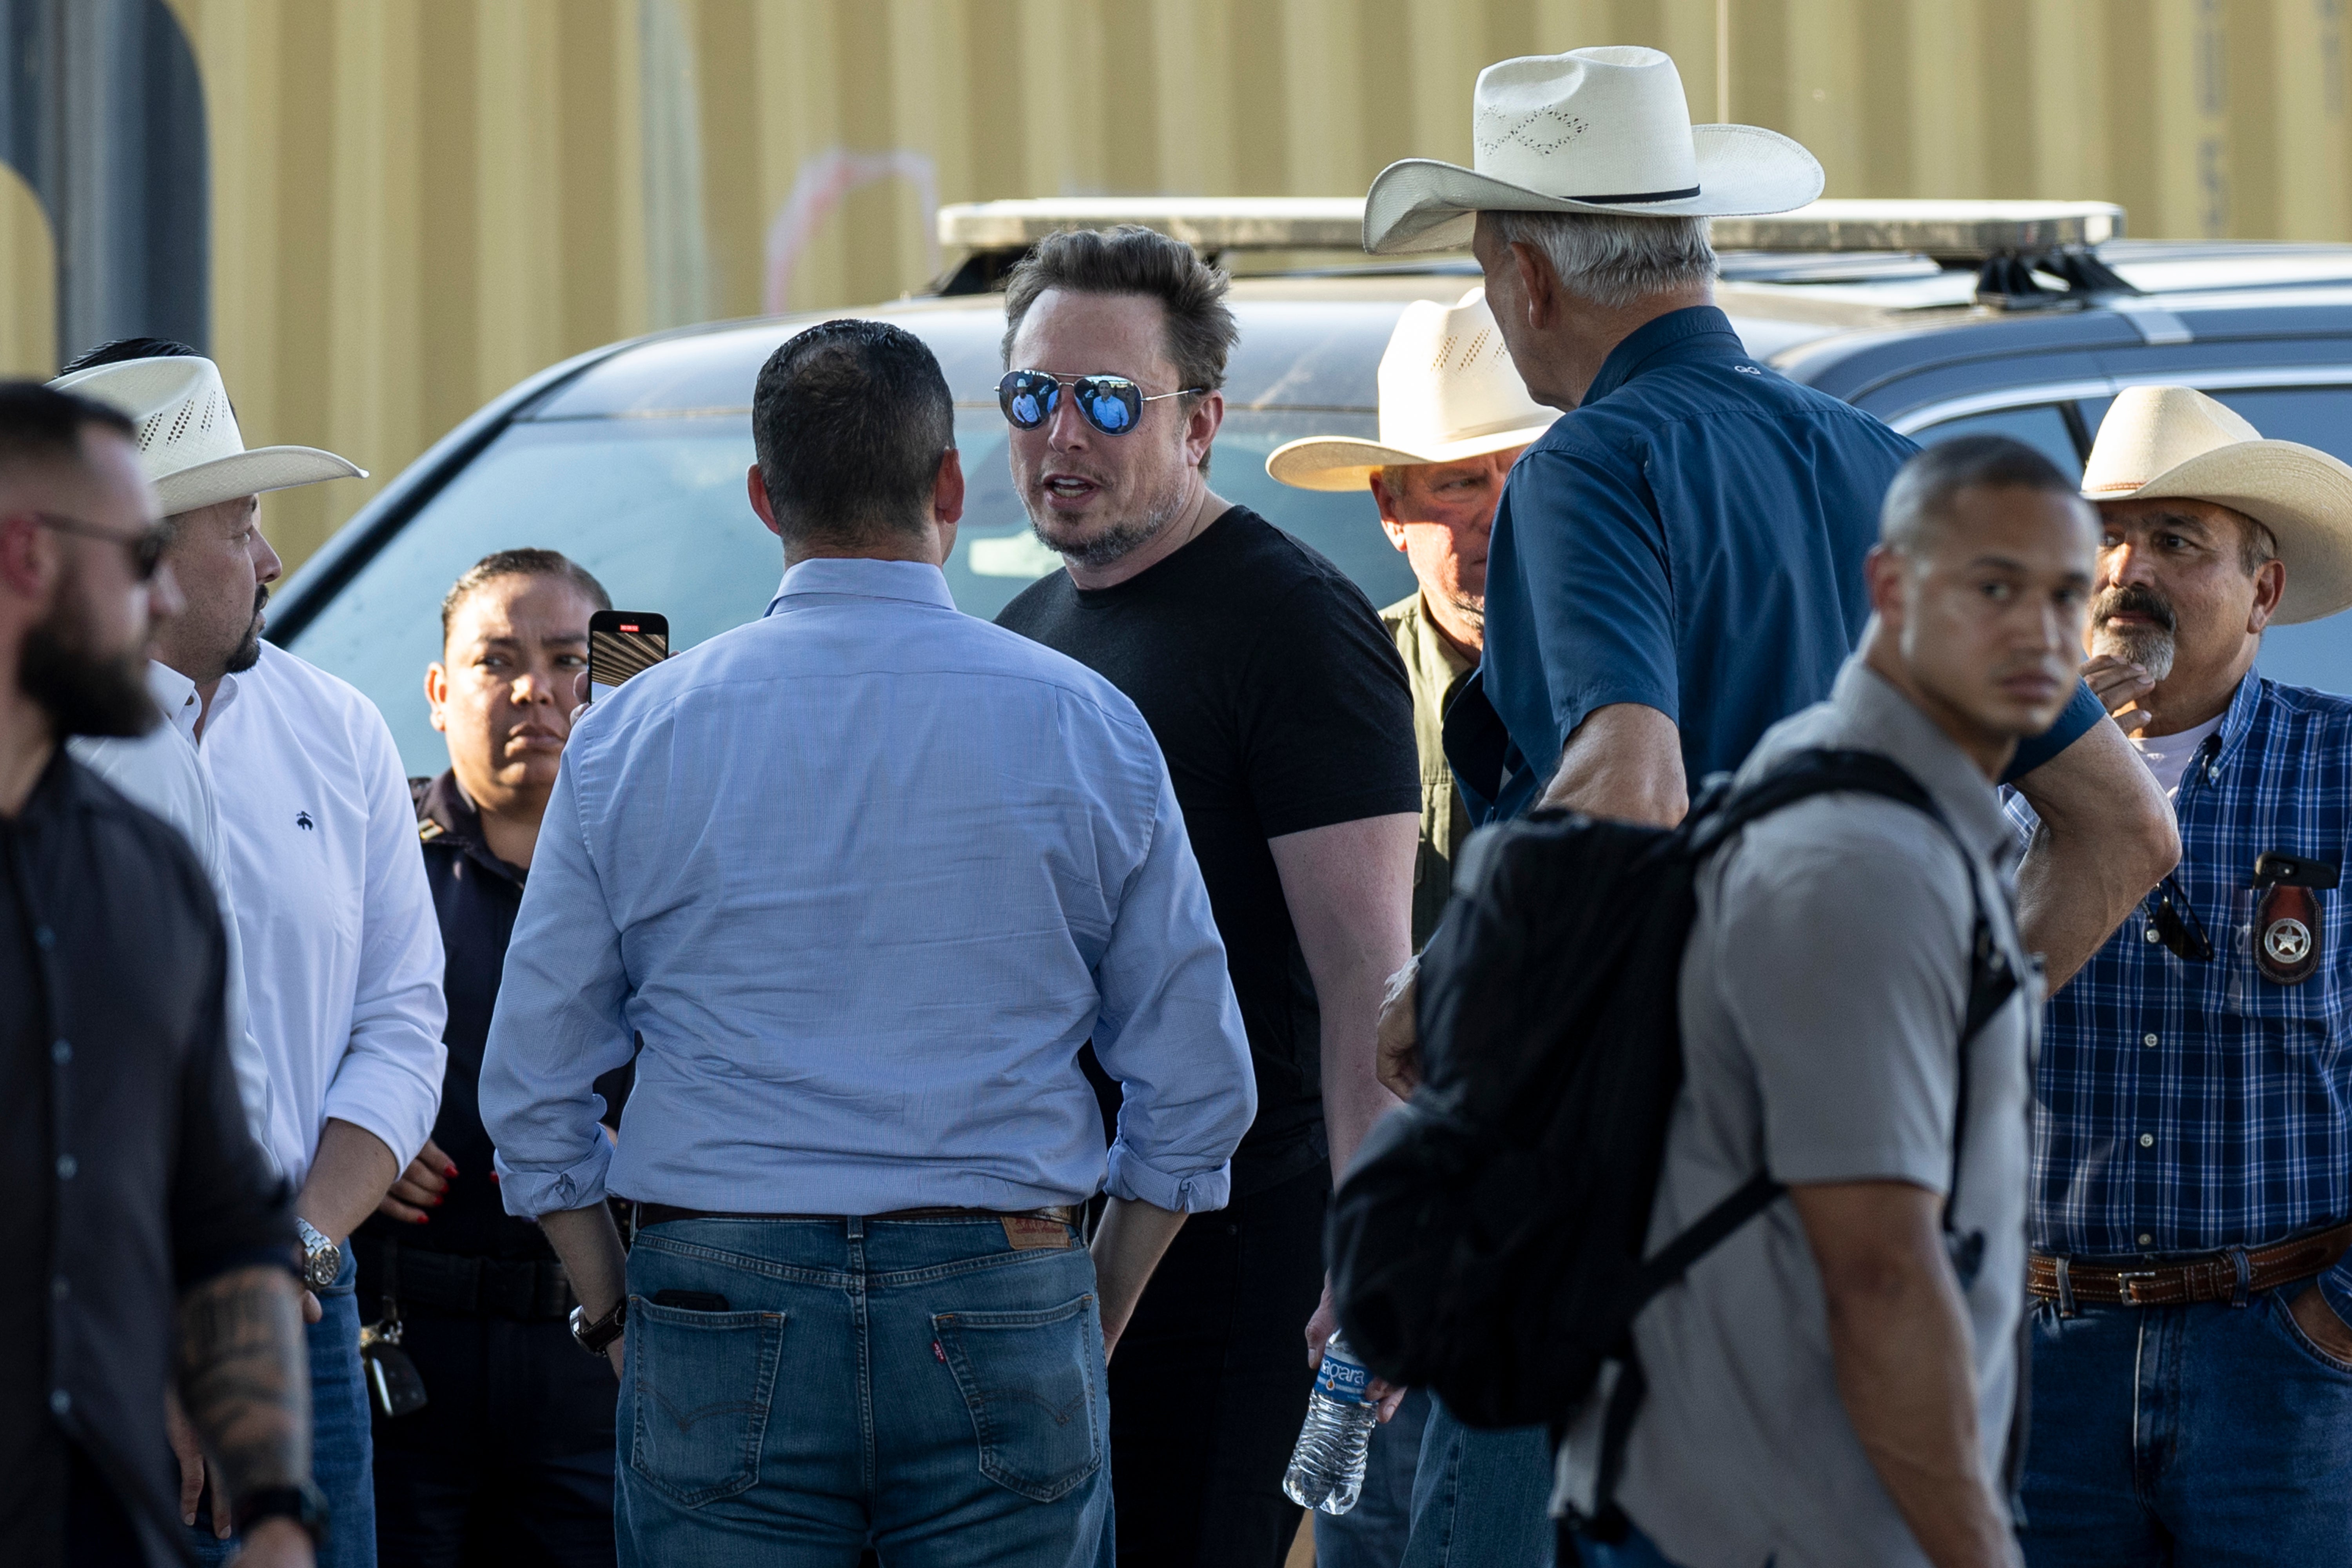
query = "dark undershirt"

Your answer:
(998, 506), (1420, 1198)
